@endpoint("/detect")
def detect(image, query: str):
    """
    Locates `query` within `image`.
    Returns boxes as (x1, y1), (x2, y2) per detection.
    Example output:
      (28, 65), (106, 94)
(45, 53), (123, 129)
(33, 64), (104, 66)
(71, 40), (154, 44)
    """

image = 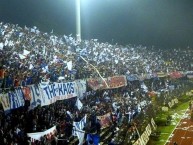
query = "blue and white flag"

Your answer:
(42, 65), (49, 73)
(73, 115), (87, 136)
